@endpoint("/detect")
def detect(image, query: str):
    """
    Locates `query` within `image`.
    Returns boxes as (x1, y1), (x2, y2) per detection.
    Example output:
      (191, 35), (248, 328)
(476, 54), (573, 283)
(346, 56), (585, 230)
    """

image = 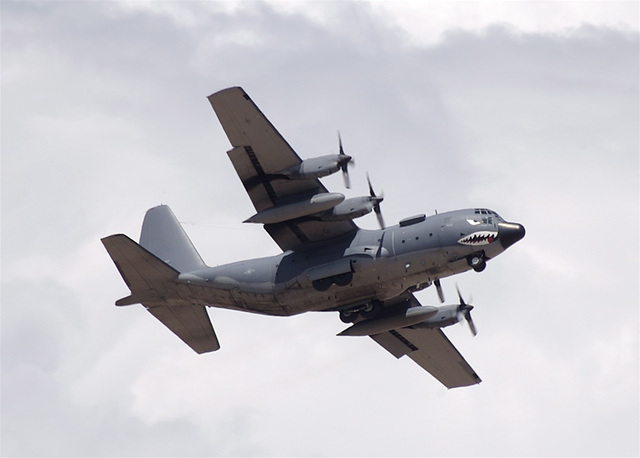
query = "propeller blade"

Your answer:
(375, 206), (386, 230)
(342, 170), (351, 189)
(366, 174), (385, 203)
(456, 284), (466, 306)
(366, 173), (385, 228)
(375, 231), (386, 258)
(465, 310), (478, 336)
(367, 172), (376, 197)
(456, 284), (477, 336)
(434, 279), (445, 303)
(338, 132), (352, 189)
